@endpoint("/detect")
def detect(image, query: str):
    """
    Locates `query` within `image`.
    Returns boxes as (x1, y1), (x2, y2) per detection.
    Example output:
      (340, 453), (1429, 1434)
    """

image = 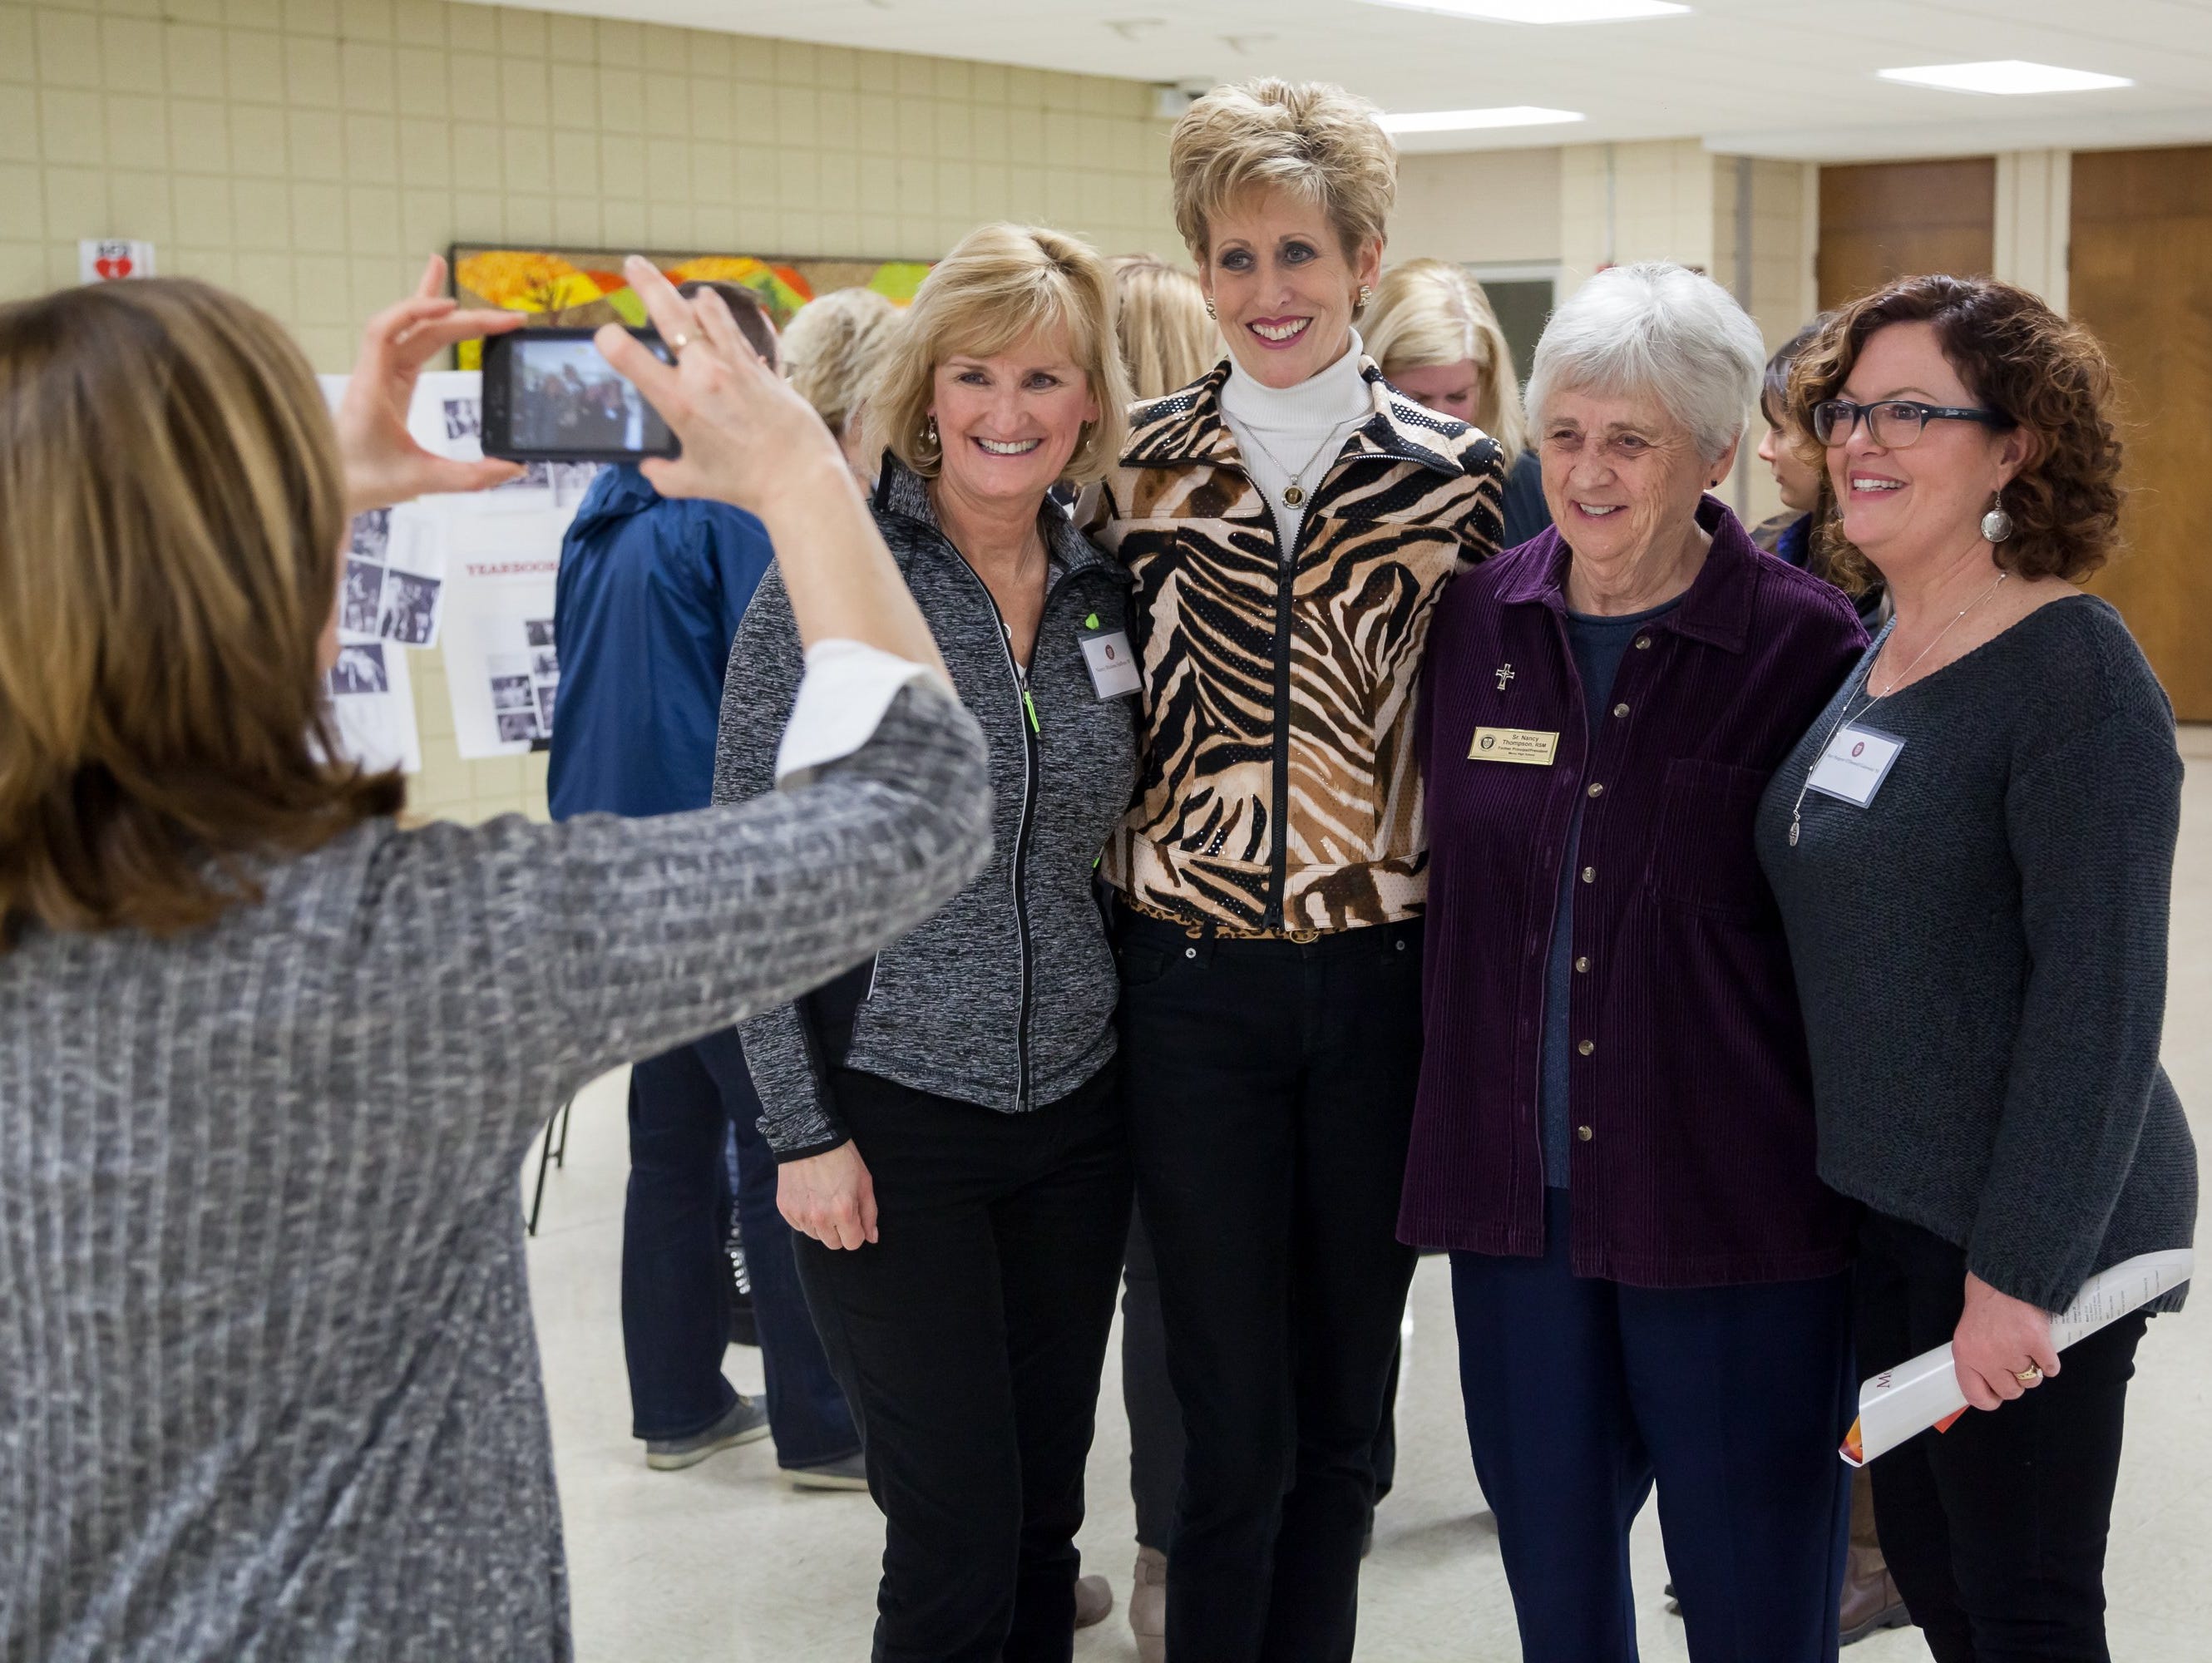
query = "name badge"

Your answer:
(1805, 721), (1904, 807)
(1469, 727), (1559, 766)
(1081, 630), (1141, 699)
